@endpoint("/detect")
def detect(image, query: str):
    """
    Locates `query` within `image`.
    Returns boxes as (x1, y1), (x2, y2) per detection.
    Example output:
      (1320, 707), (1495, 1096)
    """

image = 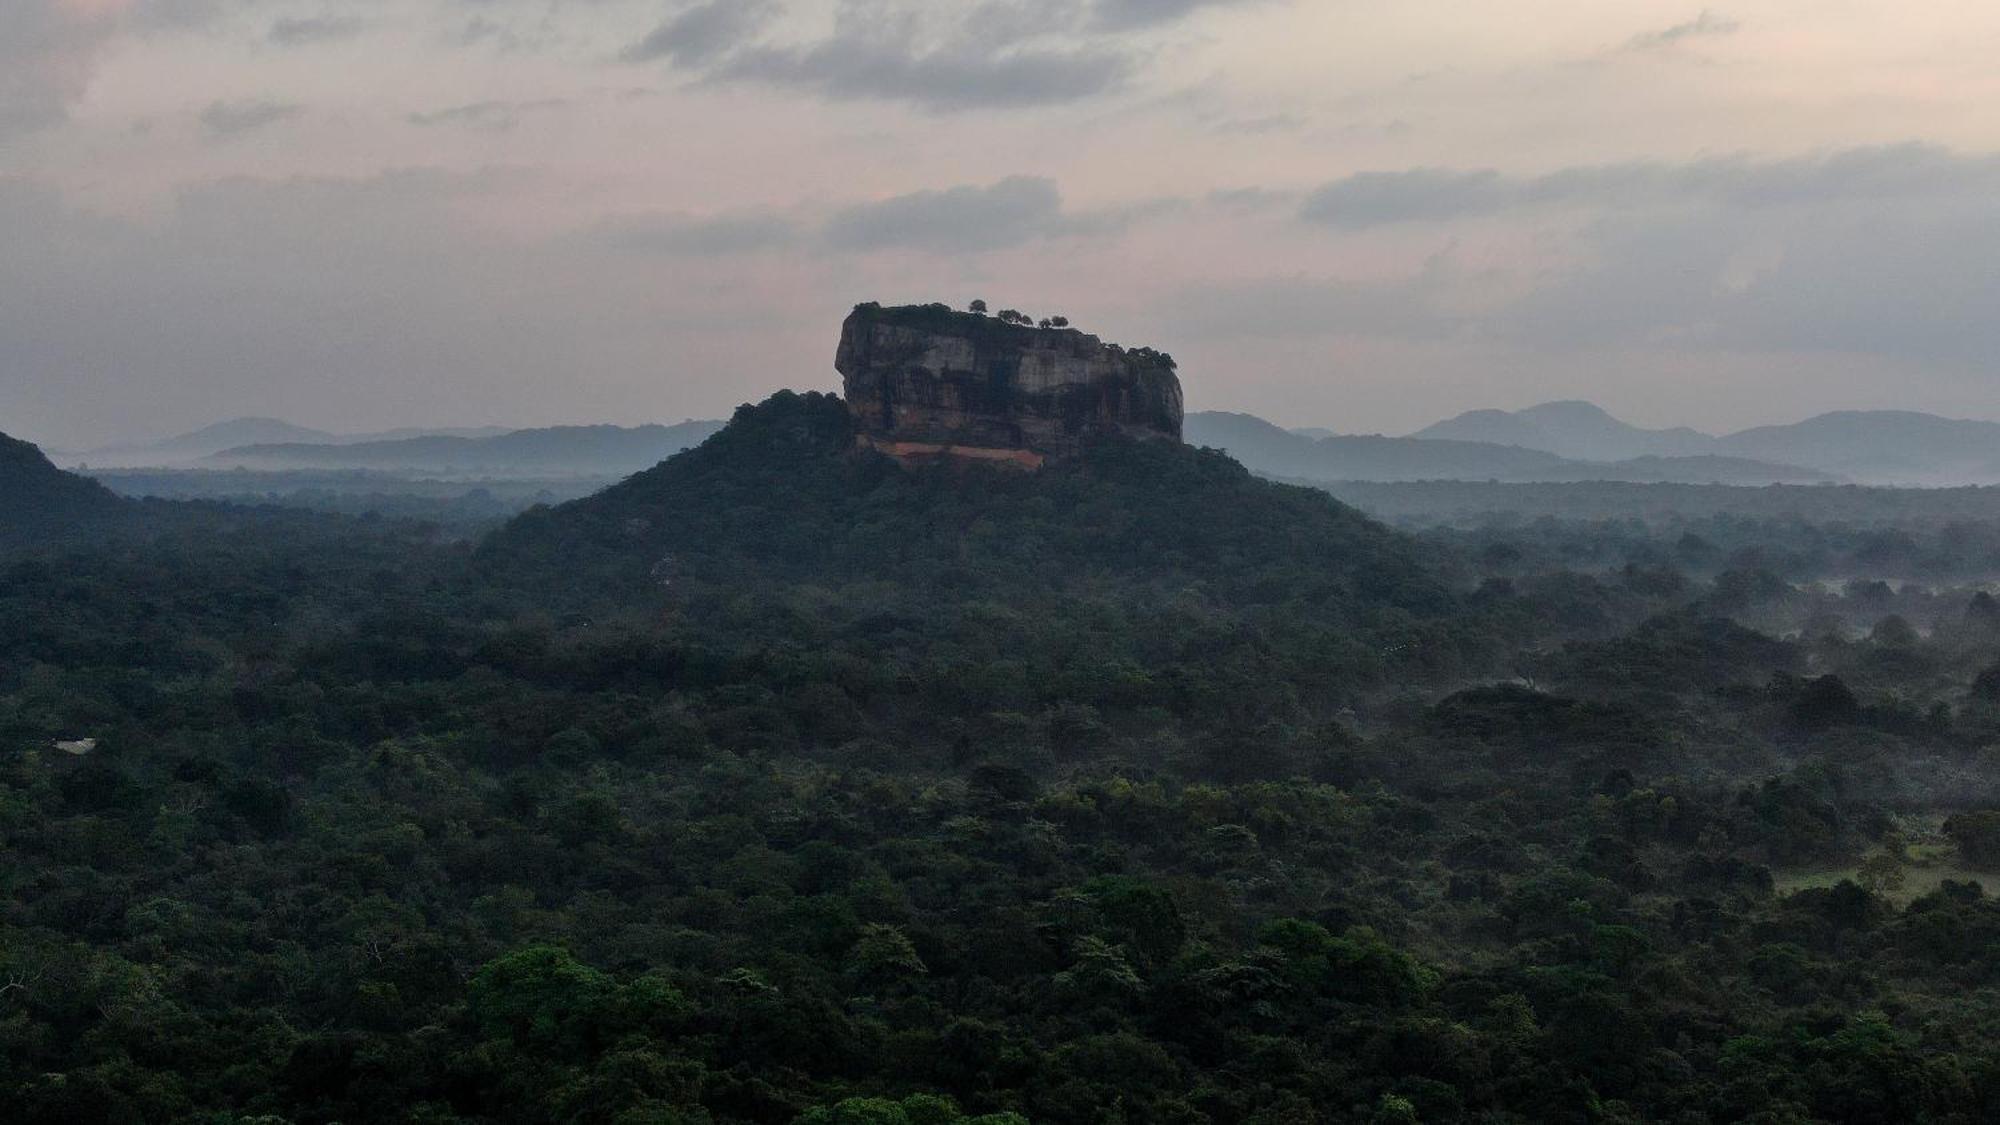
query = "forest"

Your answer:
(9, 393), (2000, 1123)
